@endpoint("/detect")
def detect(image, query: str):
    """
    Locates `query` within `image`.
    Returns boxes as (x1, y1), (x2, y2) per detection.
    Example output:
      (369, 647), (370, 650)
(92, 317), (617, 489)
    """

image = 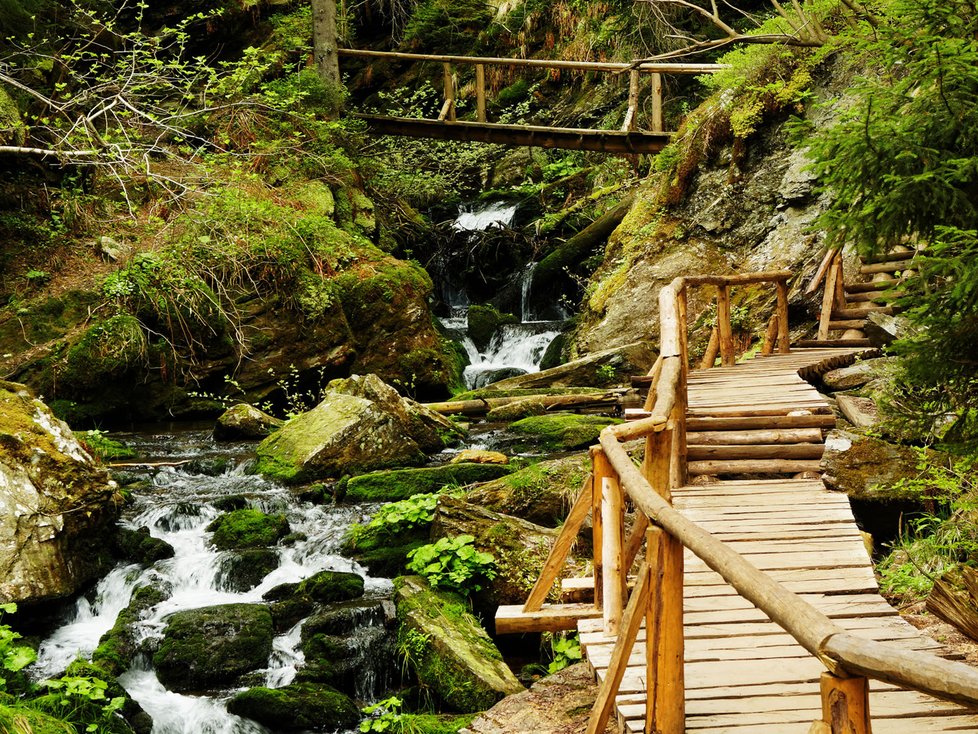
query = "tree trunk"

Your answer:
(311, 0), (339, 84)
